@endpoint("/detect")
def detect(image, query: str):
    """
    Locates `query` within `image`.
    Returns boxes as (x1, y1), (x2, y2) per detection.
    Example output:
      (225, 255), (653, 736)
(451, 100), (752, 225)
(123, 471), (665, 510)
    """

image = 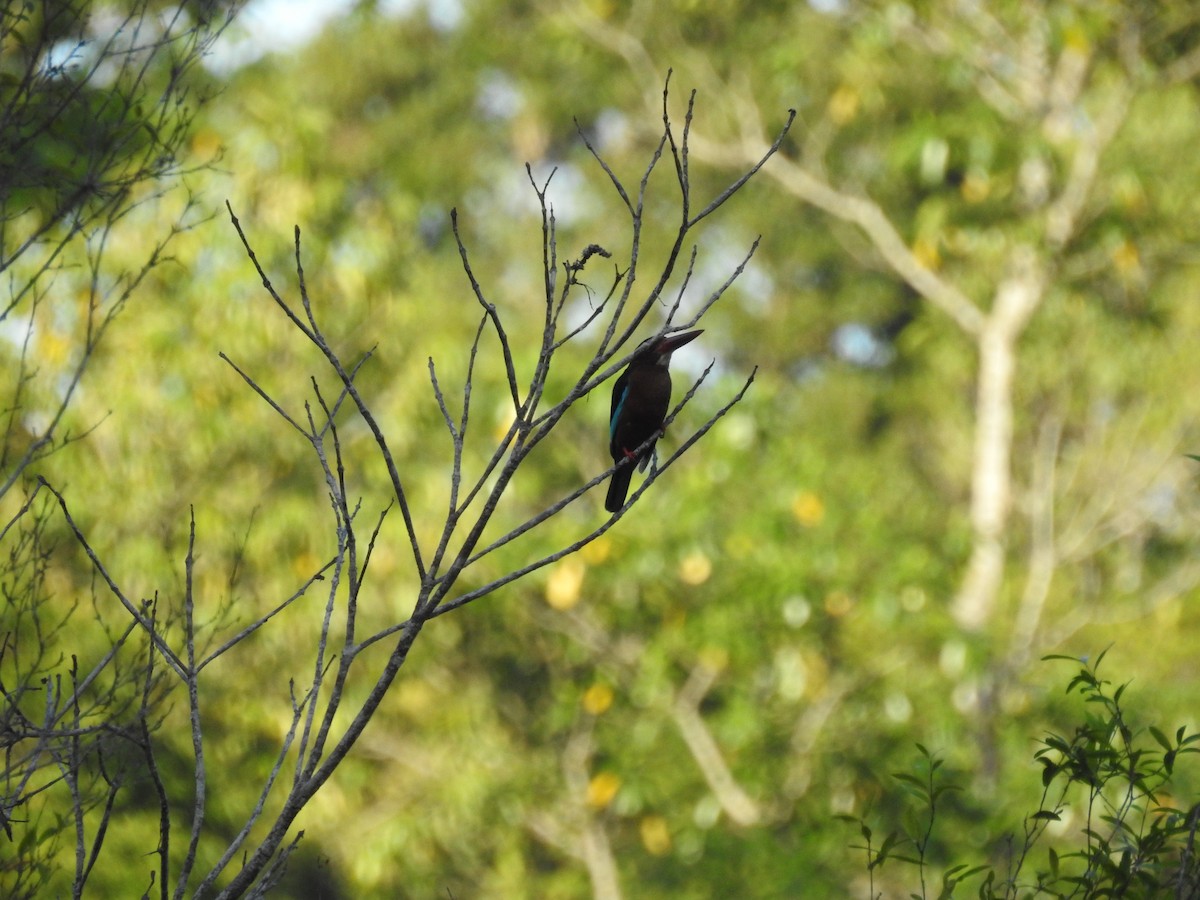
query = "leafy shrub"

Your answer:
(844, 651), (1200, 898)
